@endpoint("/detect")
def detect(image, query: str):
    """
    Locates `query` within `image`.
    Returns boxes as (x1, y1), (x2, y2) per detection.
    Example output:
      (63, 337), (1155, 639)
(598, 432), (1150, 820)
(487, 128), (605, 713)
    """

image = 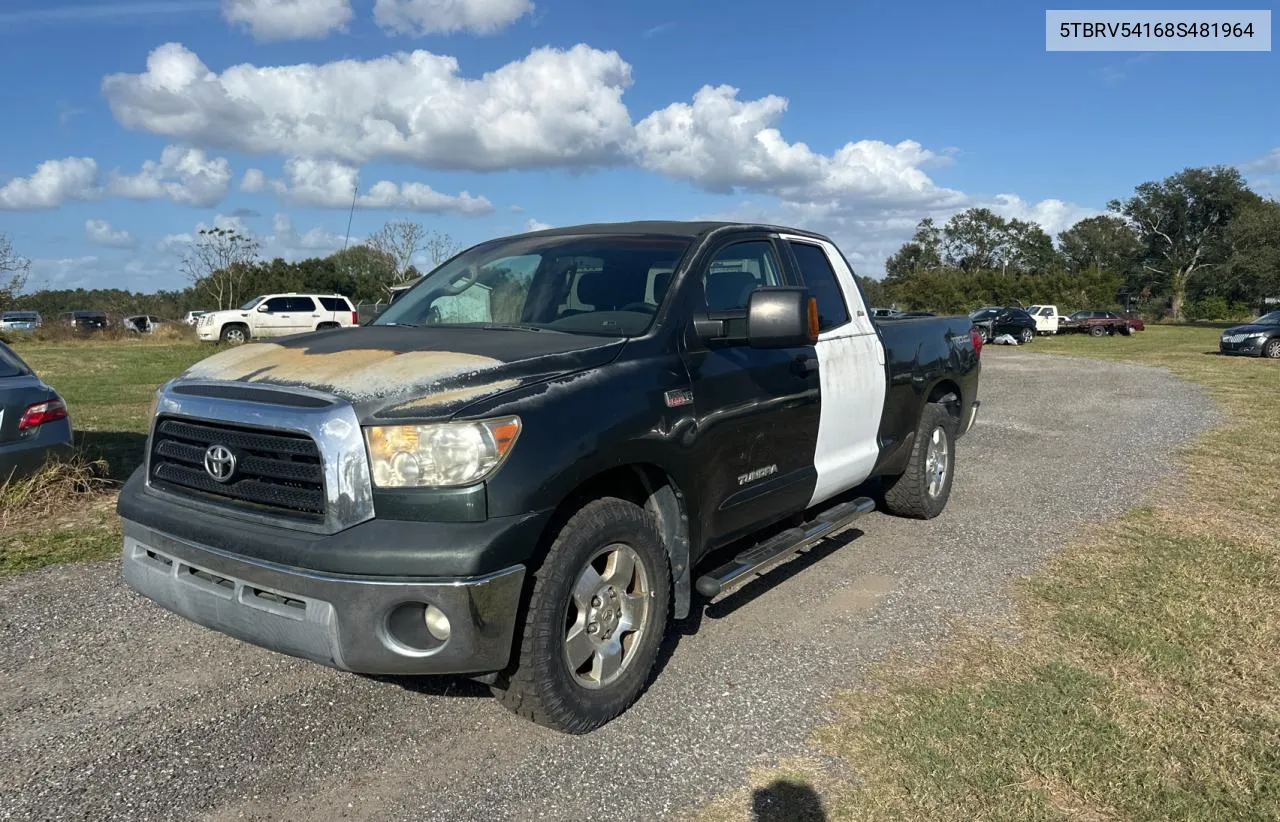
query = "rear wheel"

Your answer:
(881, 403), (956, 520)
(1264, 338), (1280, 359)
(493, 498), (670, 733)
